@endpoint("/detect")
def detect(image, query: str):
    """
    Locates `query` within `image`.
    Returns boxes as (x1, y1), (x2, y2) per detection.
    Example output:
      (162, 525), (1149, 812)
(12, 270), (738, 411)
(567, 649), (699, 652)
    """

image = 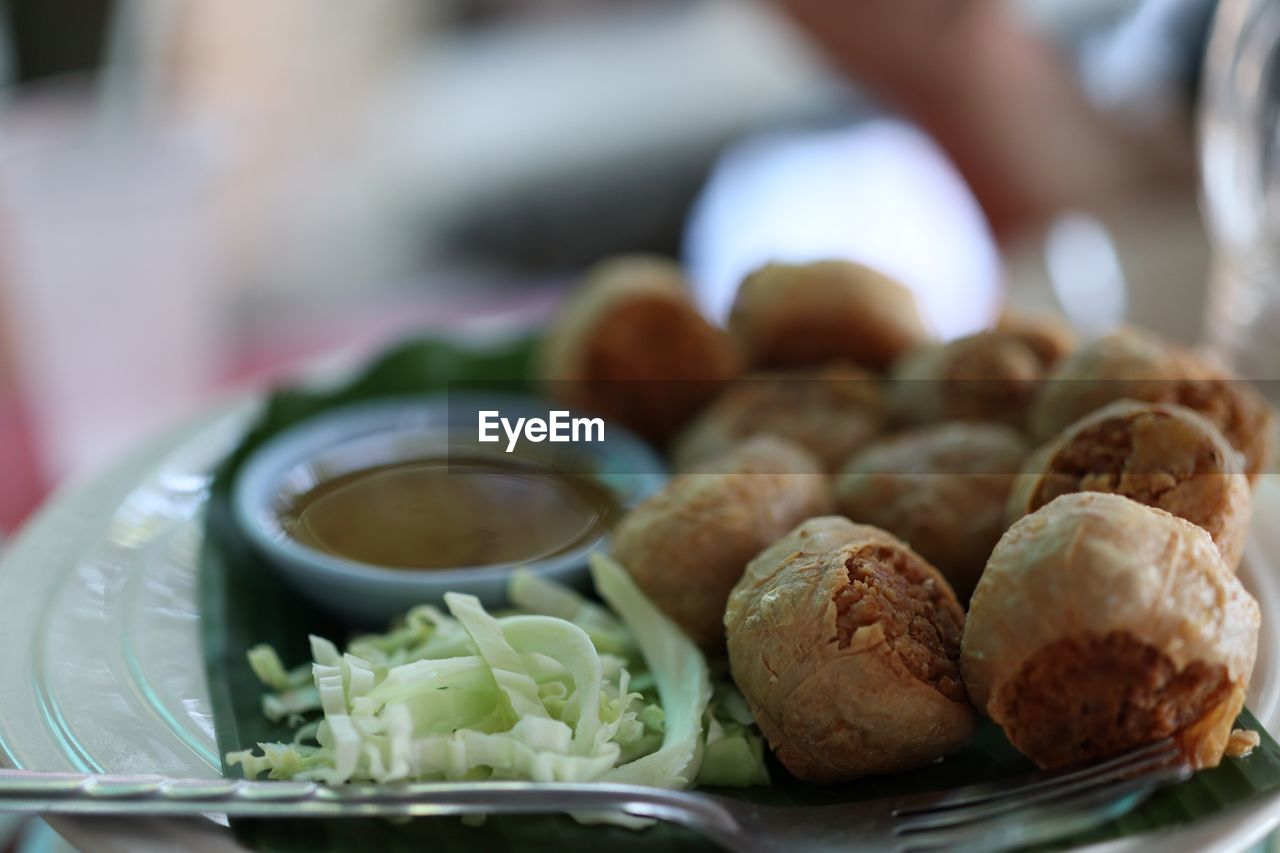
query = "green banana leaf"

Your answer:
(200, 334), (1280, 852)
